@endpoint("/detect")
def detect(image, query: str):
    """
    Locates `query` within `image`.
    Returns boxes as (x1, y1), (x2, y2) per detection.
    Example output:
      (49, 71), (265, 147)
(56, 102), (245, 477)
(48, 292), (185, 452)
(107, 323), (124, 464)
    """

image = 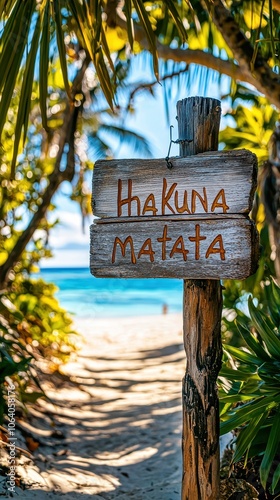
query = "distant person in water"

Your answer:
(162, 304), (168, 315)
